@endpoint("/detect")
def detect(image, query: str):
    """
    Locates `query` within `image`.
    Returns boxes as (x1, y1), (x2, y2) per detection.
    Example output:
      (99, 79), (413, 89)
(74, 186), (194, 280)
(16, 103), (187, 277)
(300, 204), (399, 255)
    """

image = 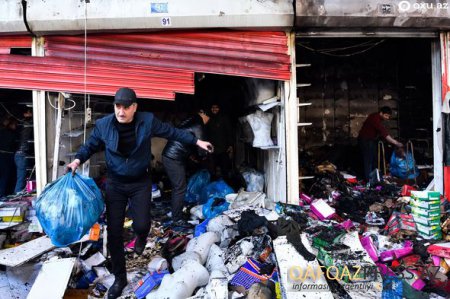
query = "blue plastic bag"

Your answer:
(202, 197), (230, 219)
(185, 170), (210, 203)
(36, 173), (104, 247)
(200, 179), (234, 204)
(382, 276), (403, 299)
(390, 151), (418, 180)
(194, 218), (210, 237)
